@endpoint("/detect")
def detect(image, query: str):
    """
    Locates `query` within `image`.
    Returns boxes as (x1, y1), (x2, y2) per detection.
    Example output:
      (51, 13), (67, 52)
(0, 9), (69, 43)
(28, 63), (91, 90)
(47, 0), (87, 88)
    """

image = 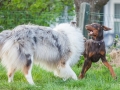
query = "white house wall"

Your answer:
(104, 0), (120, 46)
